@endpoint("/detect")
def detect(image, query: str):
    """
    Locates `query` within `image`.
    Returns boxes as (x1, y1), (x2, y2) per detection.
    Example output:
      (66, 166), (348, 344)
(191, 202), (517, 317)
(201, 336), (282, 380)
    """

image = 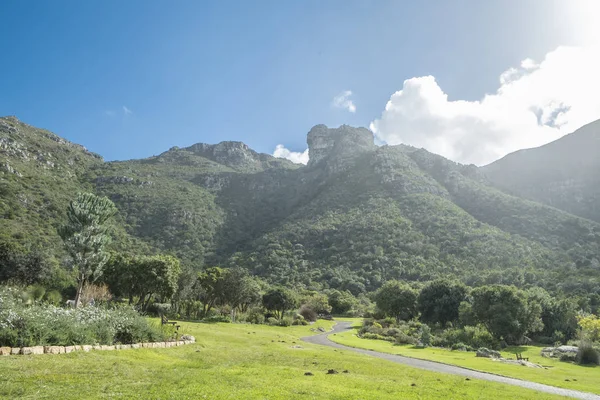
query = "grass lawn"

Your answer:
(0, 319), (567, 399)
(330, 319), (600, 395)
